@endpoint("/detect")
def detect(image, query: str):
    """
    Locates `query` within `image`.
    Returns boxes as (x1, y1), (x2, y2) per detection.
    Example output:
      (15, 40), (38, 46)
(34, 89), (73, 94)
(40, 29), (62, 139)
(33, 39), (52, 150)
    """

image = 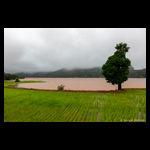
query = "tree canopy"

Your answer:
(4, 72), (24, 80)
(102, 42), (131, 90)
